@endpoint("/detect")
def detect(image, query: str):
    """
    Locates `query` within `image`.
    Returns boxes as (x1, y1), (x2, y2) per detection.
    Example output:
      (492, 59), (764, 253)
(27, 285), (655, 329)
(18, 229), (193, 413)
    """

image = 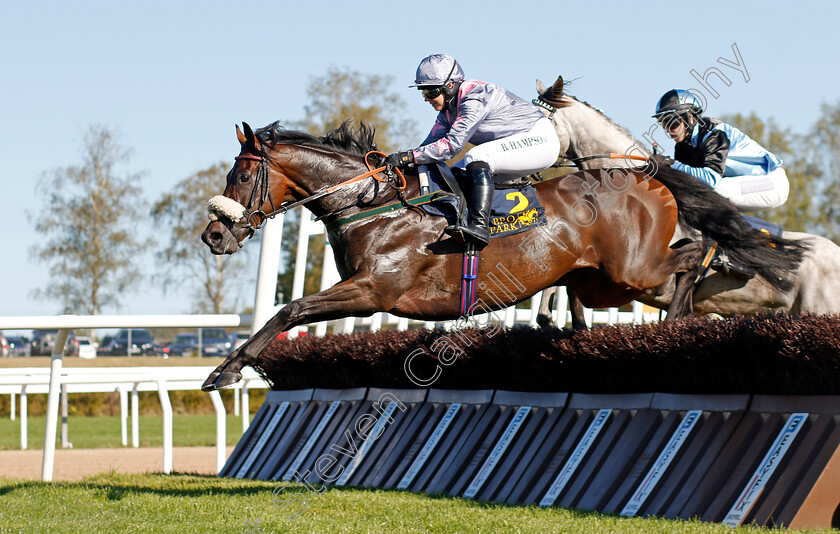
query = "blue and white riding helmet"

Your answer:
(652, 89), (704, 121)
(411, 54), (465, 101)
